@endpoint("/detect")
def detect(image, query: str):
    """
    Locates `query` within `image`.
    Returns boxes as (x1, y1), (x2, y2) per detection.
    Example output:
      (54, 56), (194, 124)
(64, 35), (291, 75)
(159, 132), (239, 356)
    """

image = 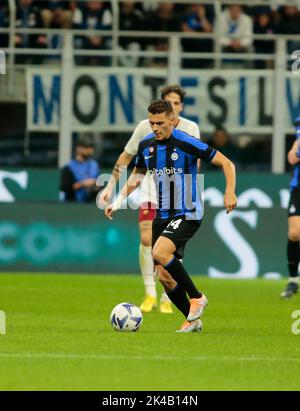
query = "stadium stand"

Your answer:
(0, 1), (300, 171)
